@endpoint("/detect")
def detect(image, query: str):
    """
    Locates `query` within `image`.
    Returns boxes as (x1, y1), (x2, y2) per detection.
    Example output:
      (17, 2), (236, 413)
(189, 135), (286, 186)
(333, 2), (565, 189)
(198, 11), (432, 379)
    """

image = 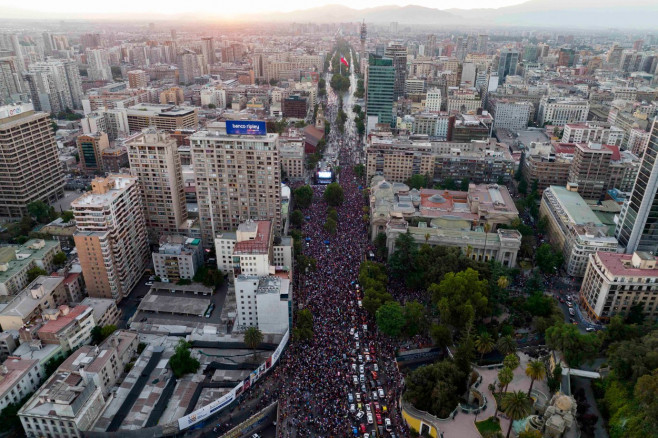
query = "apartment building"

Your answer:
(279, 131), (306, 180)
(0, 276), (68, 330)
(125, 129), (187, 241)
(79, 298), (120, 328)
(72, 175), (149, 303)
(568, 143), (613, 200)
(522, 143), (574, 194)
(366, 137), (514, 185)
(215, 220), (291, 333)
(18, 331), (138, 438)
(152, 235), (203, 282)
(0, 103), (64, 219)
(540, 186), (621, 277)
(0, 358), (41, 411)
(190, 122), (281, 244)
(561, 122), (624, 146)
(159, 87), (184, 105)
(490, 99), (533, 132)
(538, 97), (589, 126)
(125, 103), (198, 132)
(425, 88), (442, 112)
(446, 87), (482, 113)
(628, 128), (650, 157)
(36, 305), (95, 352)
(580, 251), (658, 322)
(77, 133), (109, 175)
(126, 70), (147, 89)
(0, 239), (61, 296)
